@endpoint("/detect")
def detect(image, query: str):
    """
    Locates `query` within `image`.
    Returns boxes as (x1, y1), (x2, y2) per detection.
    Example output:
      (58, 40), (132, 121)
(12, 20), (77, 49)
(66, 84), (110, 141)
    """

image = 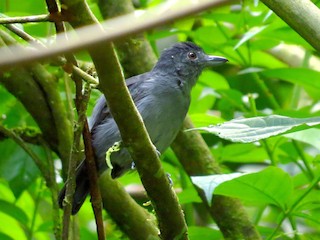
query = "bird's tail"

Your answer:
(58, 161), (90, 215)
